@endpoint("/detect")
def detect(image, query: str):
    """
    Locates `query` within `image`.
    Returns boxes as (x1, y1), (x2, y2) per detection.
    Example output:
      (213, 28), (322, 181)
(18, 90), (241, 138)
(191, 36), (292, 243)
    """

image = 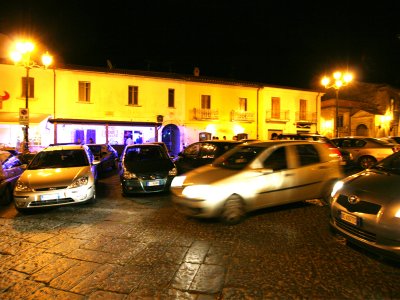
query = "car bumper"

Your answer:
(171, 194), (223, 218)
(14, 185), (95, 209)
(121, 177), (173, 194)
